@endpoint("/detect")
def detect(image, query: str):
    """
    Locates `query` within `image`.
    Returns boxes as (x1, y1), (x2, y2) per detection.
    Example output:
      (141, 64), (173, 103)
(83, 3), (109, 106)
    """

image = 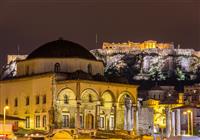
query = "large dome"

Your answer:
(27, 39), (97, 60)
